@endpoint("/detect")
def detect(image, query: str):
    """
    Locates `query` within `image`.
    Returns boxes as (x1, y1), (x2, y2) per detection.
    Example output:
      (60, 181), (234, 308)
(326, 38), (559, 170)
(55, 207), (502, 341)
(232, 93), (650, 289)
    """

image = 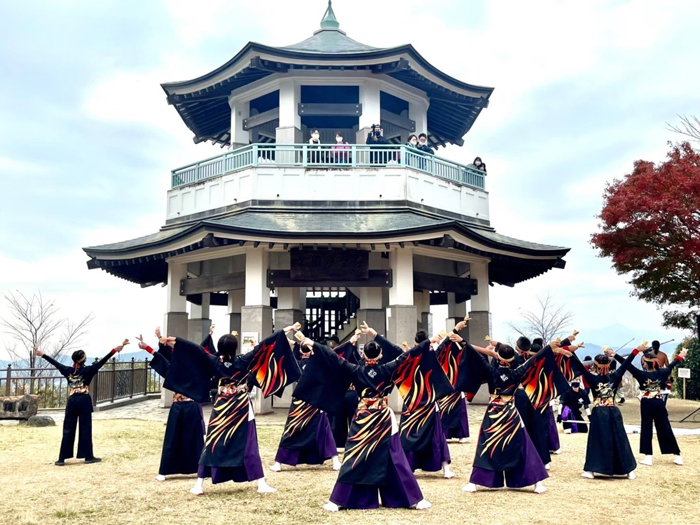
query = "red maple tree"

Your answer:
(591, 142), (700, 329)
